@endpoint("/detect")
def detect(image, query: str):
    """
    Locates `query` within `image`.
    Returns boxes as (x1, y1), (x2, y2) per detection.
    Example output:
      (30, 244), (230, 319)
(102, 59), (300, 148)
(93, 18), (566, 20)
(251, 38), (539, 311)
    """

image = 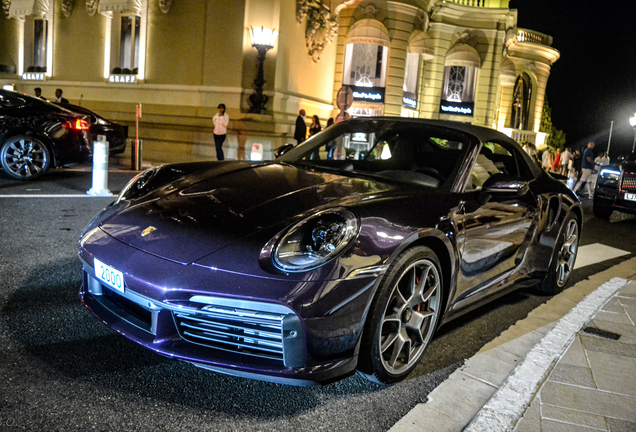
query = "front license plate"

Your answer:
(625, 192), (636, 202)
(94, 258), (125, 293)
